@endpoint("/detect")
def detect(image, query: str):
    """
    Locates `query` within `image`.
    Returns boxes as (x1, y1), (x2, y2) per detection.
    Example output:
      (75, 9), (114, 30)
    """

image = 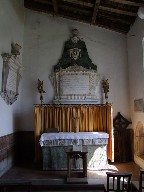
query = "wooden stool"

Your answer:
(131, 169), (144, 191)
(66, 151), (88, 177)
(66, 150), (88, 184)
